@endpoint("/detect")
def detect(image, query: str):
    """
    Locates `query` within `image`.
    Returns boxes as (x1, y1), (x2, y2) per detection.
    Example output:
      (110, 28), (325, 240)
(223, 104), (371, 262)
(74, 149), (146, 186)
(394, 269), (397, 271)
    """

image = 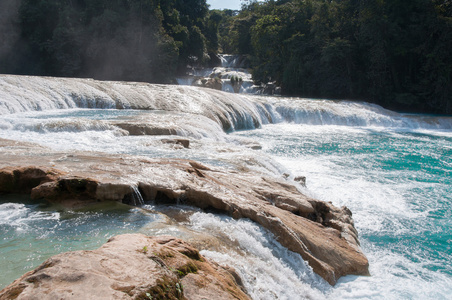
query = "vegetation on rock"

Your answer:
(0, 234), (250, 299)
